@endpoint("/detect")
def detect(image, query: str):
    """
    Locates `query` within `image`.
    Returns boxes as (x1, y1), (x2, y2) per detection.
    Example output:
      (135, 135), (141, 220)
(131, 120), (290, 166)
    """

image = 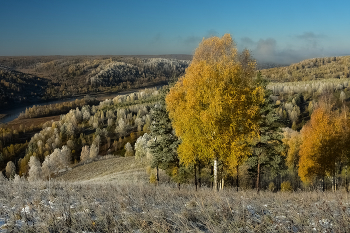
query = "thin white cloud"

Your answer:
(239, 33), (334, 64)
